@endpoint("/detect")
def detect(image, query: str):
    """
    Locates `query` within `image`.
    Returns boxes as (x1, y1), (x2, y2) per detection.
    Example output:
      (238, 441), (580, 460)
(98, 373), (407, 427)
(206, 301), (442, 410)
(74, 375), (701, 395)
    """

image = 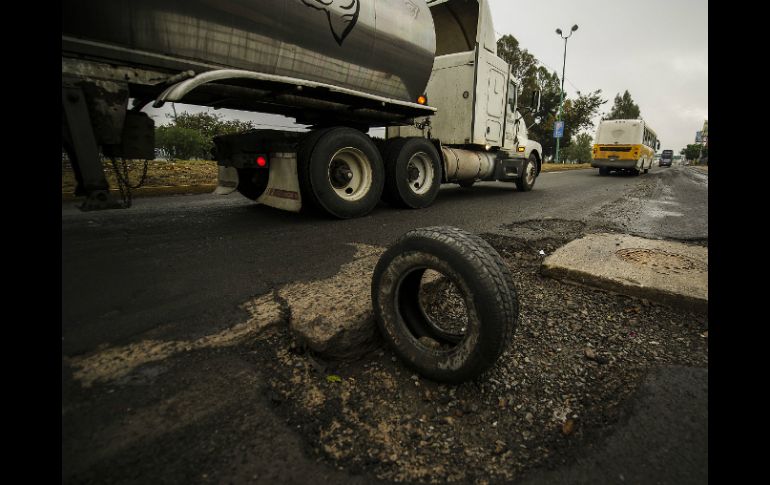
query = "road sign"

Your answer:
(553, 121), (564, 138)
